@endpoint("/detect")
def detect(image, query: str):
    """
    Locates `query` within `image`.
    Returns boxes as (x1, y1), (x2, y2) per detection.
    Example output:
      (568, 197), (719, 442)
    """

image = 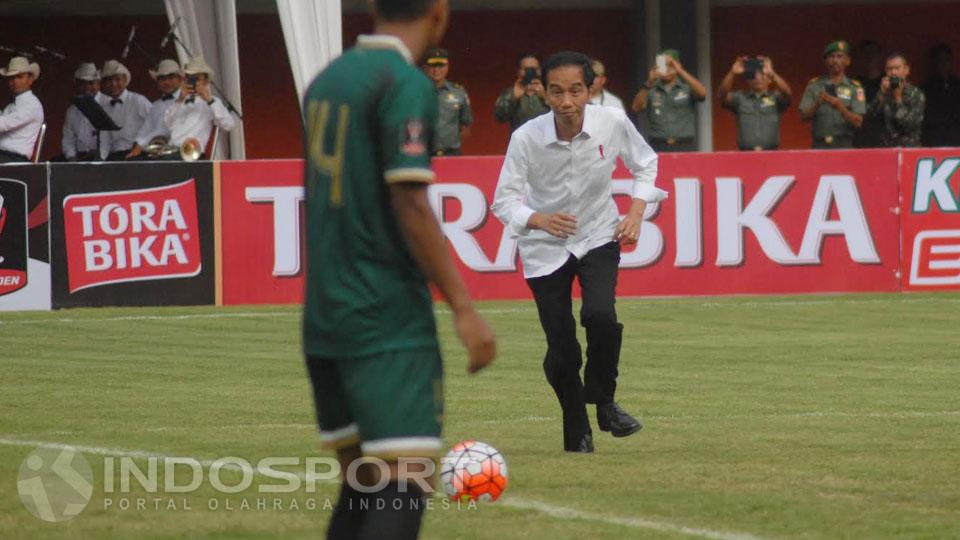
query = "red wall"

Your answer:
(711, 3), (960, 150)
(4, 4), (959, 161)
